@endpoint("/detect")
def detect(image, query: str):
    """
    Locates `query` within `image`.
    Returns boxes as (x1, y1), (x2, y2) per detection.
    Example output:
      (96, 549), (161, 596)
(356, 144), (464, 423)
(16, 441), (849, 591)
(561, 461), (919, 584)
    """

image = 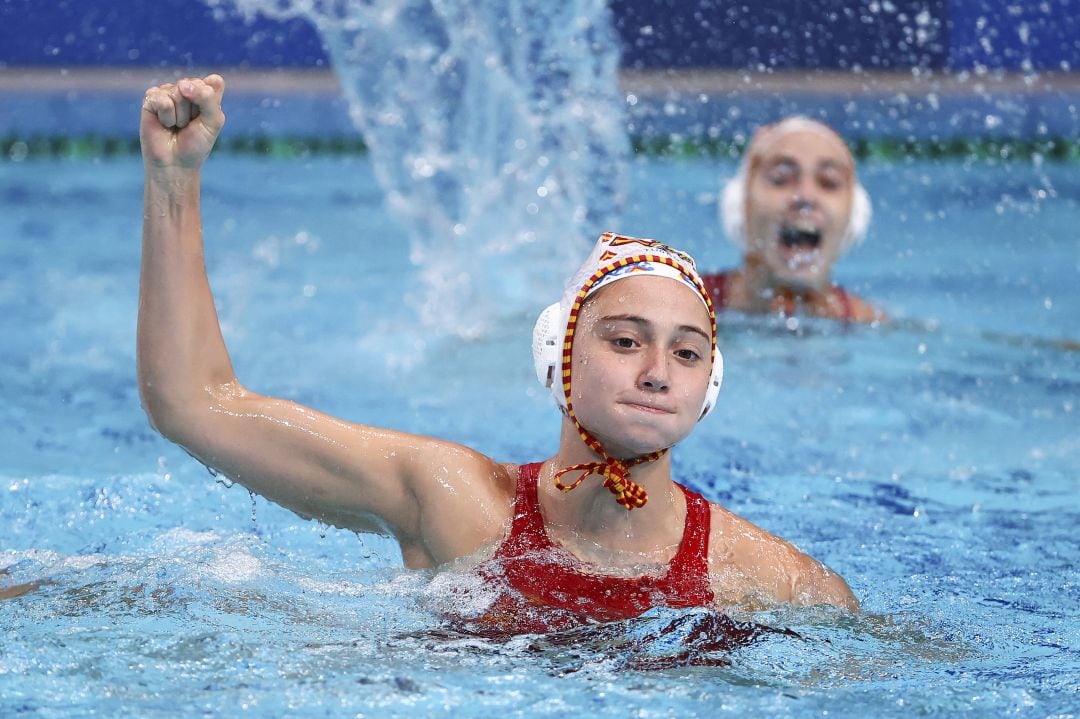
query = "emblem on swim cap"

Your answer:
(531, 232), (725, 510)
